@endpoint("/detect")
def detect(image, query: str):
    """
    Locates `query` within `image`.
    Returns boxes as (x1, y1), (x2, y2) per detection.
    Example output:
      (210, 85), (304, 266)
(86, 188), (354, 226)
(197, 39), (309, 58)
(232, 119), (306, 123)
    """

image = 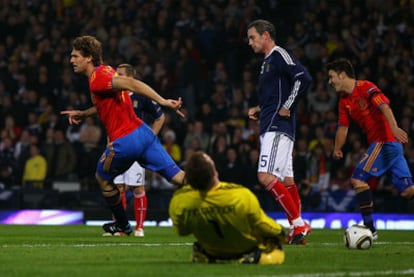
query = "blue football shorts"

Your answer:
(96, 124), (181, 182)
(352, 142), (413, 192)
